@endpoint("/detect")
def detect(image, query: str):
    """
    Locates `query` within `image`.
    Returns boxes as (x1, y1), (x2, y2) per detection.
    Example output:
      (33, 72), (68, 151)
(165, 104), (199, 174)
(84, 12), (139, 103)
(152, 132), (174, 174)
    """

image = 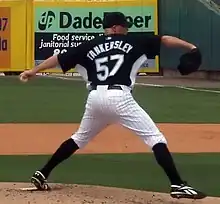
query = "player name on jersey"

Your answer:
(87, 40), (133, 61)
